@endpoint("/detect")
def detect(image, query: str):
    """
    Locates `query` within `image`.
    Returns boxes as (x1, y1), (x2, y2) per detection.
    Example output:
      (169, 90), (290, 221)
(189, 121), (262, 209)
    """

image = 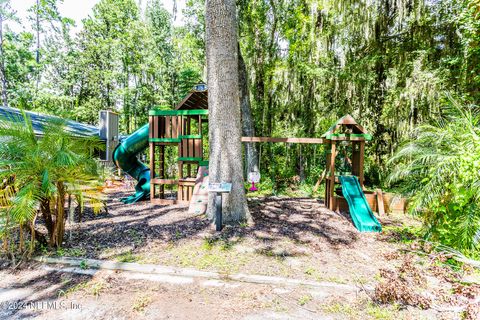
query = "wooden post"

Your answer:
(198, 115), (202, 136)
(159, 145), (165, 199)
(165, 116), (171, 138)
(359, 141), (365, 187)
(325, 147), (331, 208)
(351, 142), (359, 177)
(149, 116), (155, 201)
(329, 142), (336, 211)
(178, 161), (183, 179)
(150, 142), (155, 200)
(376, 189), (385, 216)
